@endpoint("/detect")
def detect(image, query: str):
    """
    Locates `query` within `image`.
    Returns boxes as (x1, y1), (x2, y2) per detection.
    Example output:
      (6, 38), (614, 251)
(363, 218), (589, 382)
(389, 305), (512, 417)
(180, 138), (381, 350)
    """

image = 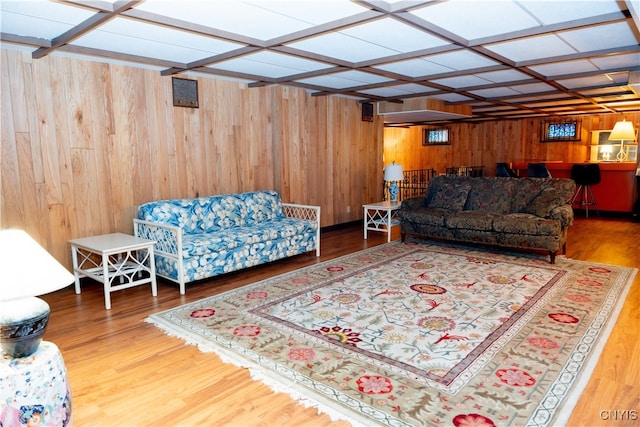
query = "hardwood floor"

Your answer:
(41, 217), (639, 426)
